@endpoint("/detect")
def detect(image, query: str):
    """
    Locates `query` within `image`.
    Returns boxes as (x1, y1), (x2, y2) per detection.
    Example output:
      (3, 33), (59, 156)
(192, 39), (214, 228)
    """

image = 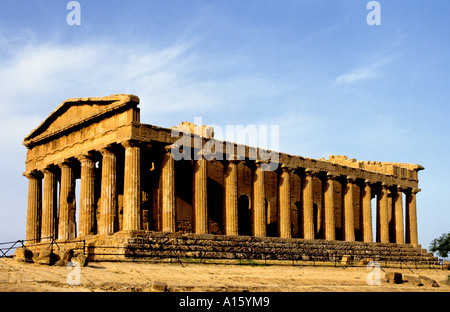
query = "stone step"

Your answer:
(123, 232), (439, 264)
(126, 237), (425, 255)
